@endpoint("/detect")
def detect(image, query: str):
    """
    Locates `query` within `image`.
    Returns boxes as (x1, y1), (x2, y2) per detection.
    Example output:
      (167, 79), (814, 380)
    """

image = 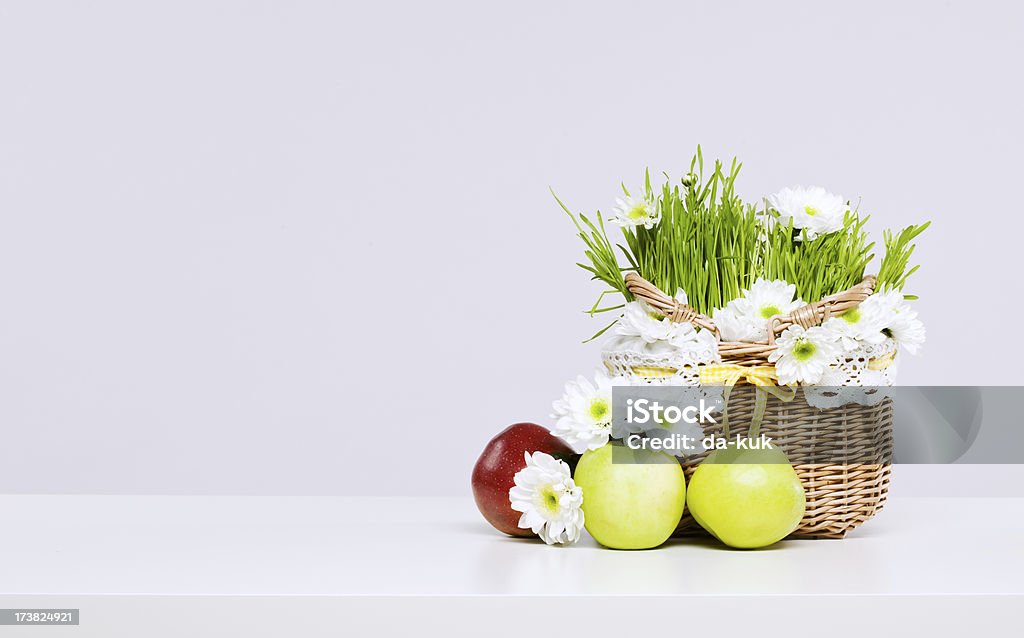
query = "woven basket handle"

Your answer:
(766, 275), (876, 344)
(624, 272), (719, 335)
(623, 272), (877, 344)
